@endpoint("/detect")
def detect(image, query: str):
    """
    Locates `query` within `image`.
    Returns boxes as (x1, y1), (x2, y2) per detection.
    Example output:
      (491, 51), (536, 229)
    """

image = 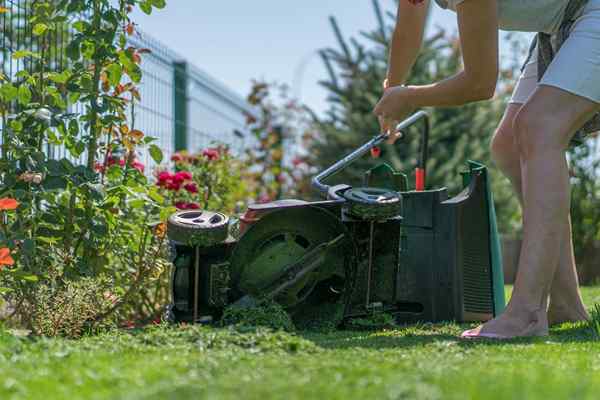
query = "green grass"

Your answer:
(2, 286), (600, 400)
